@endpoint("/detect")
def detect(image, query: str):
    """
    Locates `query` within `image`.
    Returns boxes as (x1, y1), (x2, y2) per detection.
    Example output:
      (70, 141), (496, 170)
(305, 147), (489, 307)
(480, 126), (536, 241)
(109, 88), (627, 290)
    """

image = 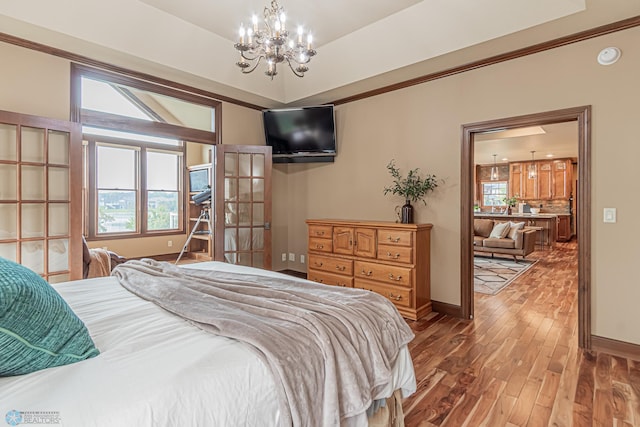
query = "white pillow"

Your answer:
(507, 221), (526, 240)
(489, 221), (510, 239)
